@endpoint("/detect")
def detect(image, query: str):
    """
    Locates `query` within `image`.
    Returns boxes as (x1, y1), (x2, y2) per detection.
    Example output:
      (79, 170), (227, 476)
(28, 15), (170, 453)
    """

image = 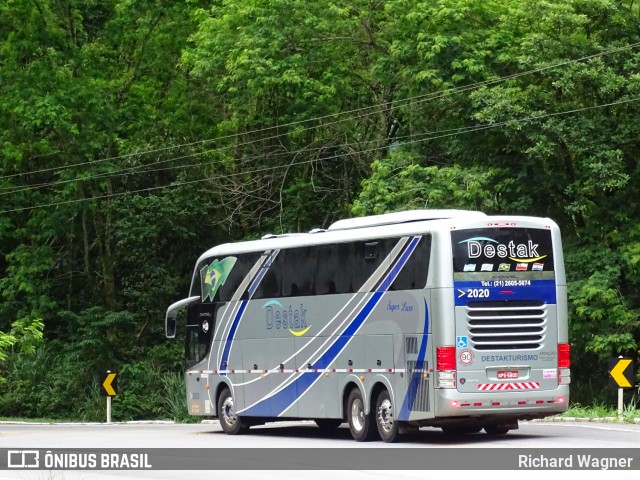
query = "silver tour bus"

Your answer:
(165, 210), (570, 442)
